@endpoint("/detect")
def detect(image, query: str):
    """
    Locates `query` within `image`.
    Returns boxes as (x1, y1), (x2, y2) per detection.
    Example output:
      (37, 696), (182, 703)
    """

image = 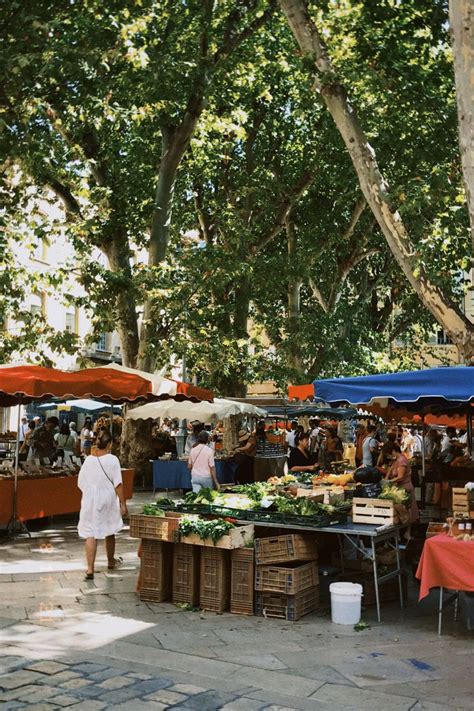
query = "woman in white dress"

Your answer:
(78, 429), (128, 580)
